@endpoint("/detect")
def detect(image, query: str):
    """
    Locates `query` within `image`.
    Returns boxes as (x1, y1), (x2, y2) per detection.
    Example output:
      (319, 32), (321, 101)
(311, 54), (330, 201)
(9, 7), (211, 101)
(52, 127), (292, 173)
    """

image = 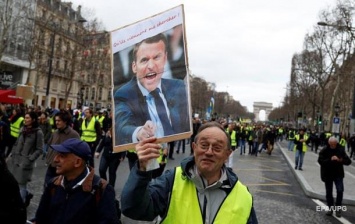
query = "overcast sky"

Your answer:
(70, 0), (335, 112)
